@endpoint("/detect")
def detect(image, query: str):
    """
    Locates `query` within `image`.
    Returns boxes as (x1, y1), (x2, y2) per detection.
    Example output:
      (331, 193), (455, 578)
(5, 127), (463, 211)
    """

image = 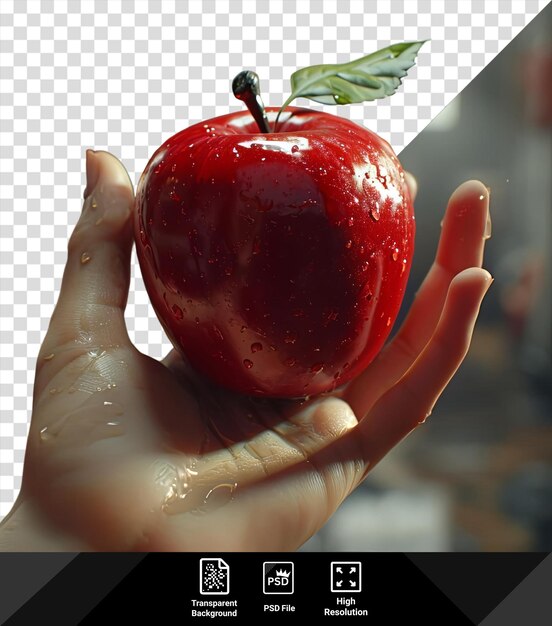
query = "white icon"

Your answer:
(263, 561), (295, 594)
(200, 558), (230, 595)
(331, 561), (362, 593)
